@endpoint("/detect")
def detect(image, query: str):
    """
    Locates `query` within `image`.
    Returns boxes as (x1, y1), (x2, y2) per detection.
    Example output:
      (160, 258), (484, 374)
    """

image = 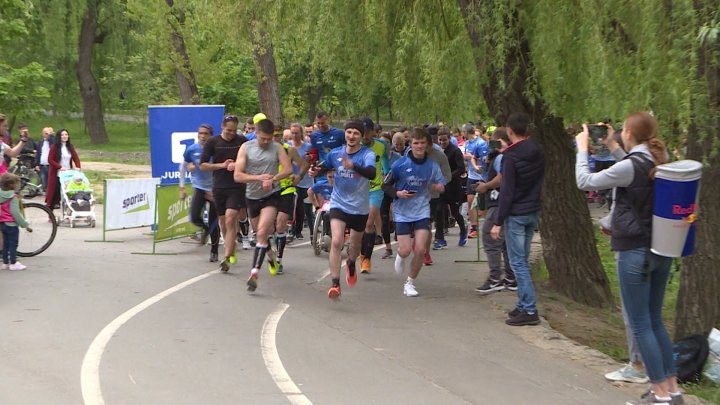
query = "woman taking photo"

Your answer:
(576, 112), (679, 405)
(46, 129), (81, 210)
